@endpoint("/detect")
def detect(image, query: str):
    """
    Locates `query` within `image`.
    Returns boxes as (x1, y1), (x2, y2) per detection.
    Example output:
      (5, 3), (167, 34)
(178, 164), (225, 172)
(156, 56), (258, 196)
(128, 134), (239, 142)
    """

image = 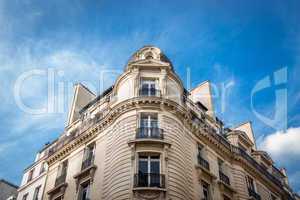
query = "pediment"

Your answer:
(129, 58), (171, 67)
